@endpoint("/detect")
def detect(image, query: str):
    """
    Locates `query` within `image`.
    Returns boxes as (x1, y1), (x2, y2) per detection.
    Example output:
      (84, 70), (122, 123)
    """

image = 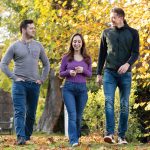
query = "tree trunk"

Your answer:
(0, 89), (13, 128)
(37, 69), (64, 133)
